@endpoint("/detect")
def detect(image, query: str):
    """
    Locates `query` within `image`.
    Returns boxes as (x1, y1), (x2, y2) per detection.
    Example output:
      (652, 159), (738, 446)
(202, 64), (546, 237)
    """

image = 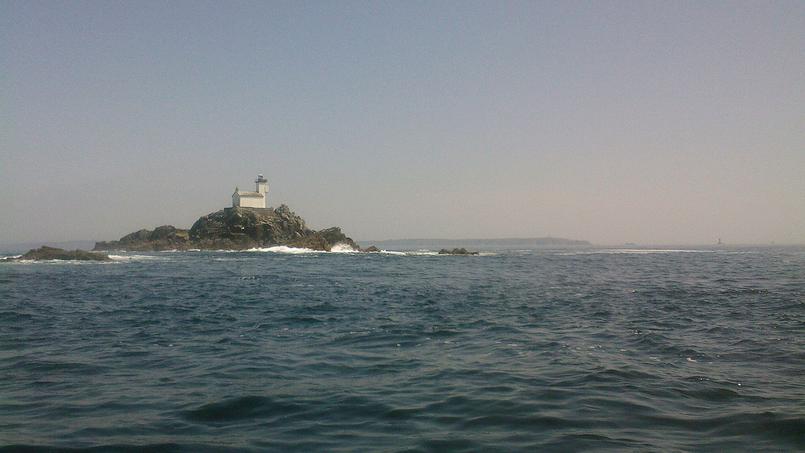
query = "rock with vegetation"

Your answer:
(94, 205), (360, 252)
(438, 248), (479, 255)
(3, 246), (112, 262)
